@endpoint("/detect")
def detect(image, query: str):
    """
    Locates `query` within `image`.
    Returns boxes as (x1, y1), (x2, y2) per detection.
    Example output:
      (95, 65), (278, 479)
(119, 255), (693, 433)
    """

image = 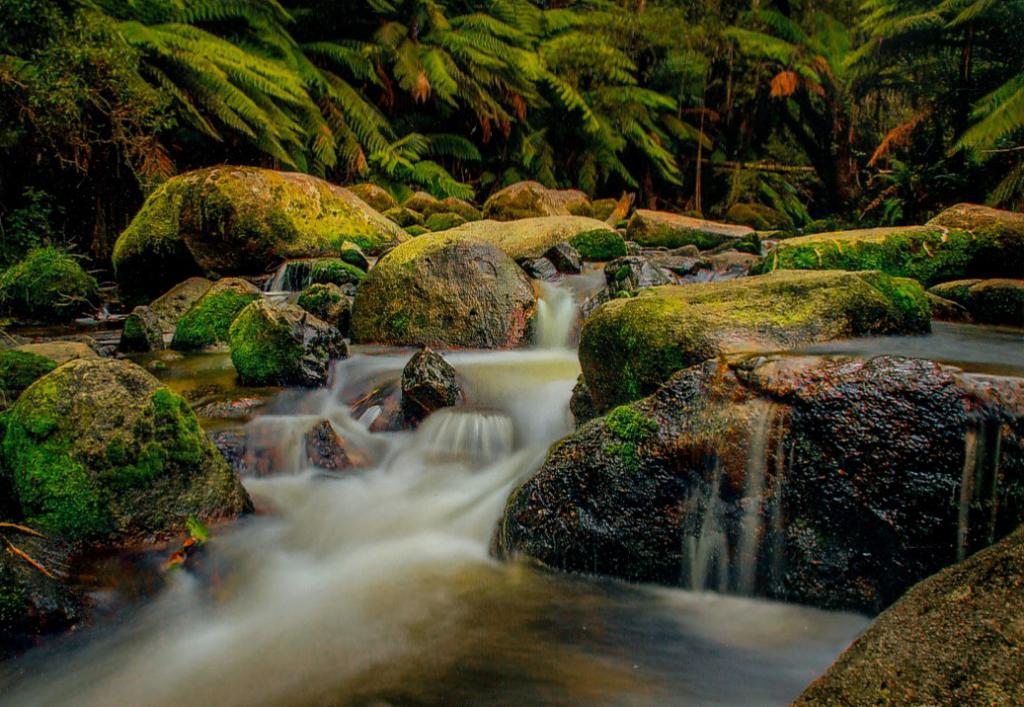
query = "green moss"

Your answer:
(405, 225), (429, 237)
(930, 278), (1024, 325)
(0, 248), (98, 322)
(171, 286), (259, 350)
(297, 283), (343, 315)
(424, 212), (468, 232)
(228, 301), (302, 385)
(309, 258), (365, 286)
(570, 229), (627, 260)
(0, 350), (56, 400)
(602, 405), (658, 470)
(725, 203), (792, 231)
(384, 207), (424, 227)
